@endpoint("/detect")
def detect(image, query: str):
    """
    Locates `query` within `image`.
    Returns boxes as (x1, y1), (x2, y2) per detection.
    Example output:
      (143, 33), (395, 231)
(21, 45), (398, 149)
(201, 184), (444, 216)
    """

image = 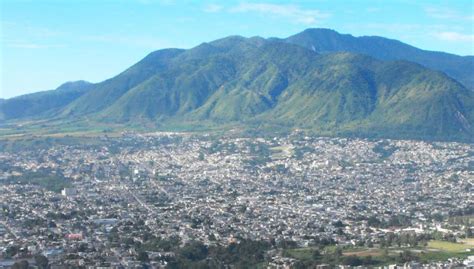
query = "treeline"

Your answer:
(4, 168), (72, 193)
(378, 233), (433, 248)
(107, 221), (271, 268)
(289, 247), (379, 268)
(137, 237), (271, 268)
(366, 215), (412, 228)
